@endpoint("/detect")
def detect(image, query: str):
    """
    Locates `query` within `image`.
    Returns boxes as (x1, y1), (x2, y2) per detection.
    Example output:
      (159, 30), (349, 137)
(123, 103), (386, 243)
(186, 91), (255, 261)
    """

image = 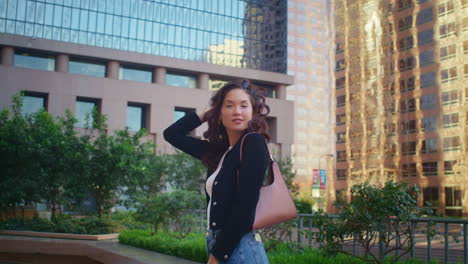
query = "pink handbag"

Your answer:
(238, 133), (298, 230)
